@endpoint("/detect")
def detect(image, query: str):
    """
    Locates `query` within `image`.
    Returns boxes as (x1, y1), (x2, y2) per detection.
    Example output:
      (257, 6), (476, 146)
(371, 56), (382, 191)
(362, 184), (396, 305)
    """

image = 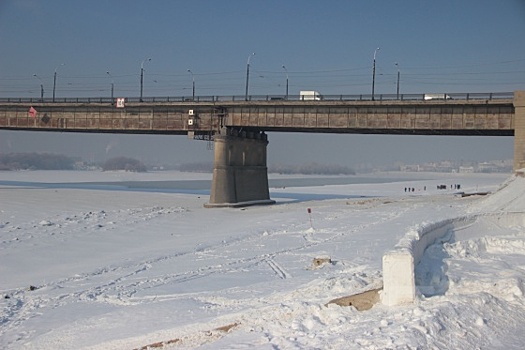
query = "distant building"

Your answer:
(459, 166), (474, 173)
